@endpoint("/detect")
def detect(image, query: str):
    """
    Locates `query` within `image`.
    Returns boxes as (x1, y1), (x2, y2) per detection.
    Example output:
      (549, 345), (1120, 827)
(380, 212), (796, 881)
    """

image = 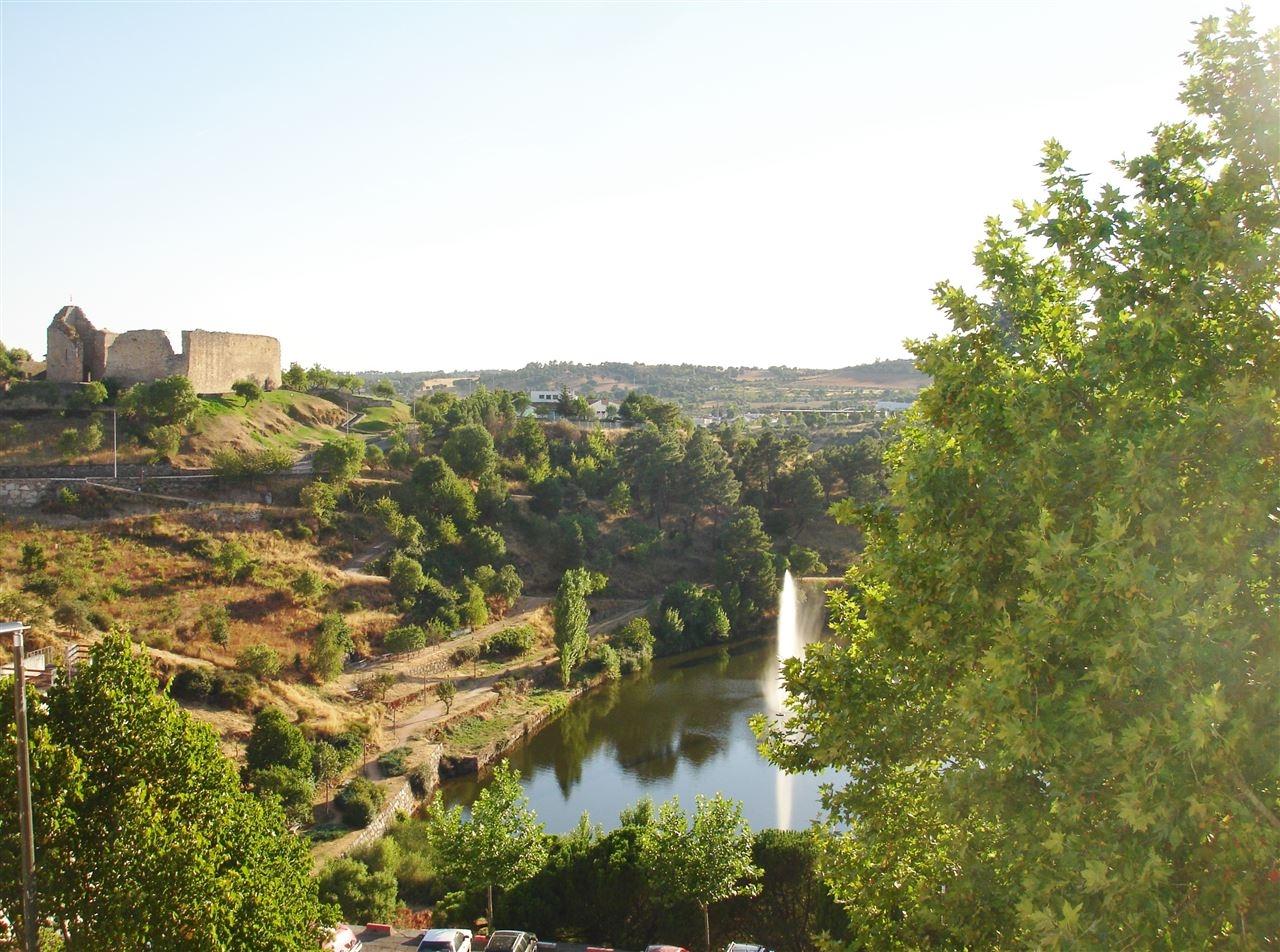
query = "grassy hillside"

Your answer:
(0, 389), (350, 469)
(350, 401), (412, 434)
